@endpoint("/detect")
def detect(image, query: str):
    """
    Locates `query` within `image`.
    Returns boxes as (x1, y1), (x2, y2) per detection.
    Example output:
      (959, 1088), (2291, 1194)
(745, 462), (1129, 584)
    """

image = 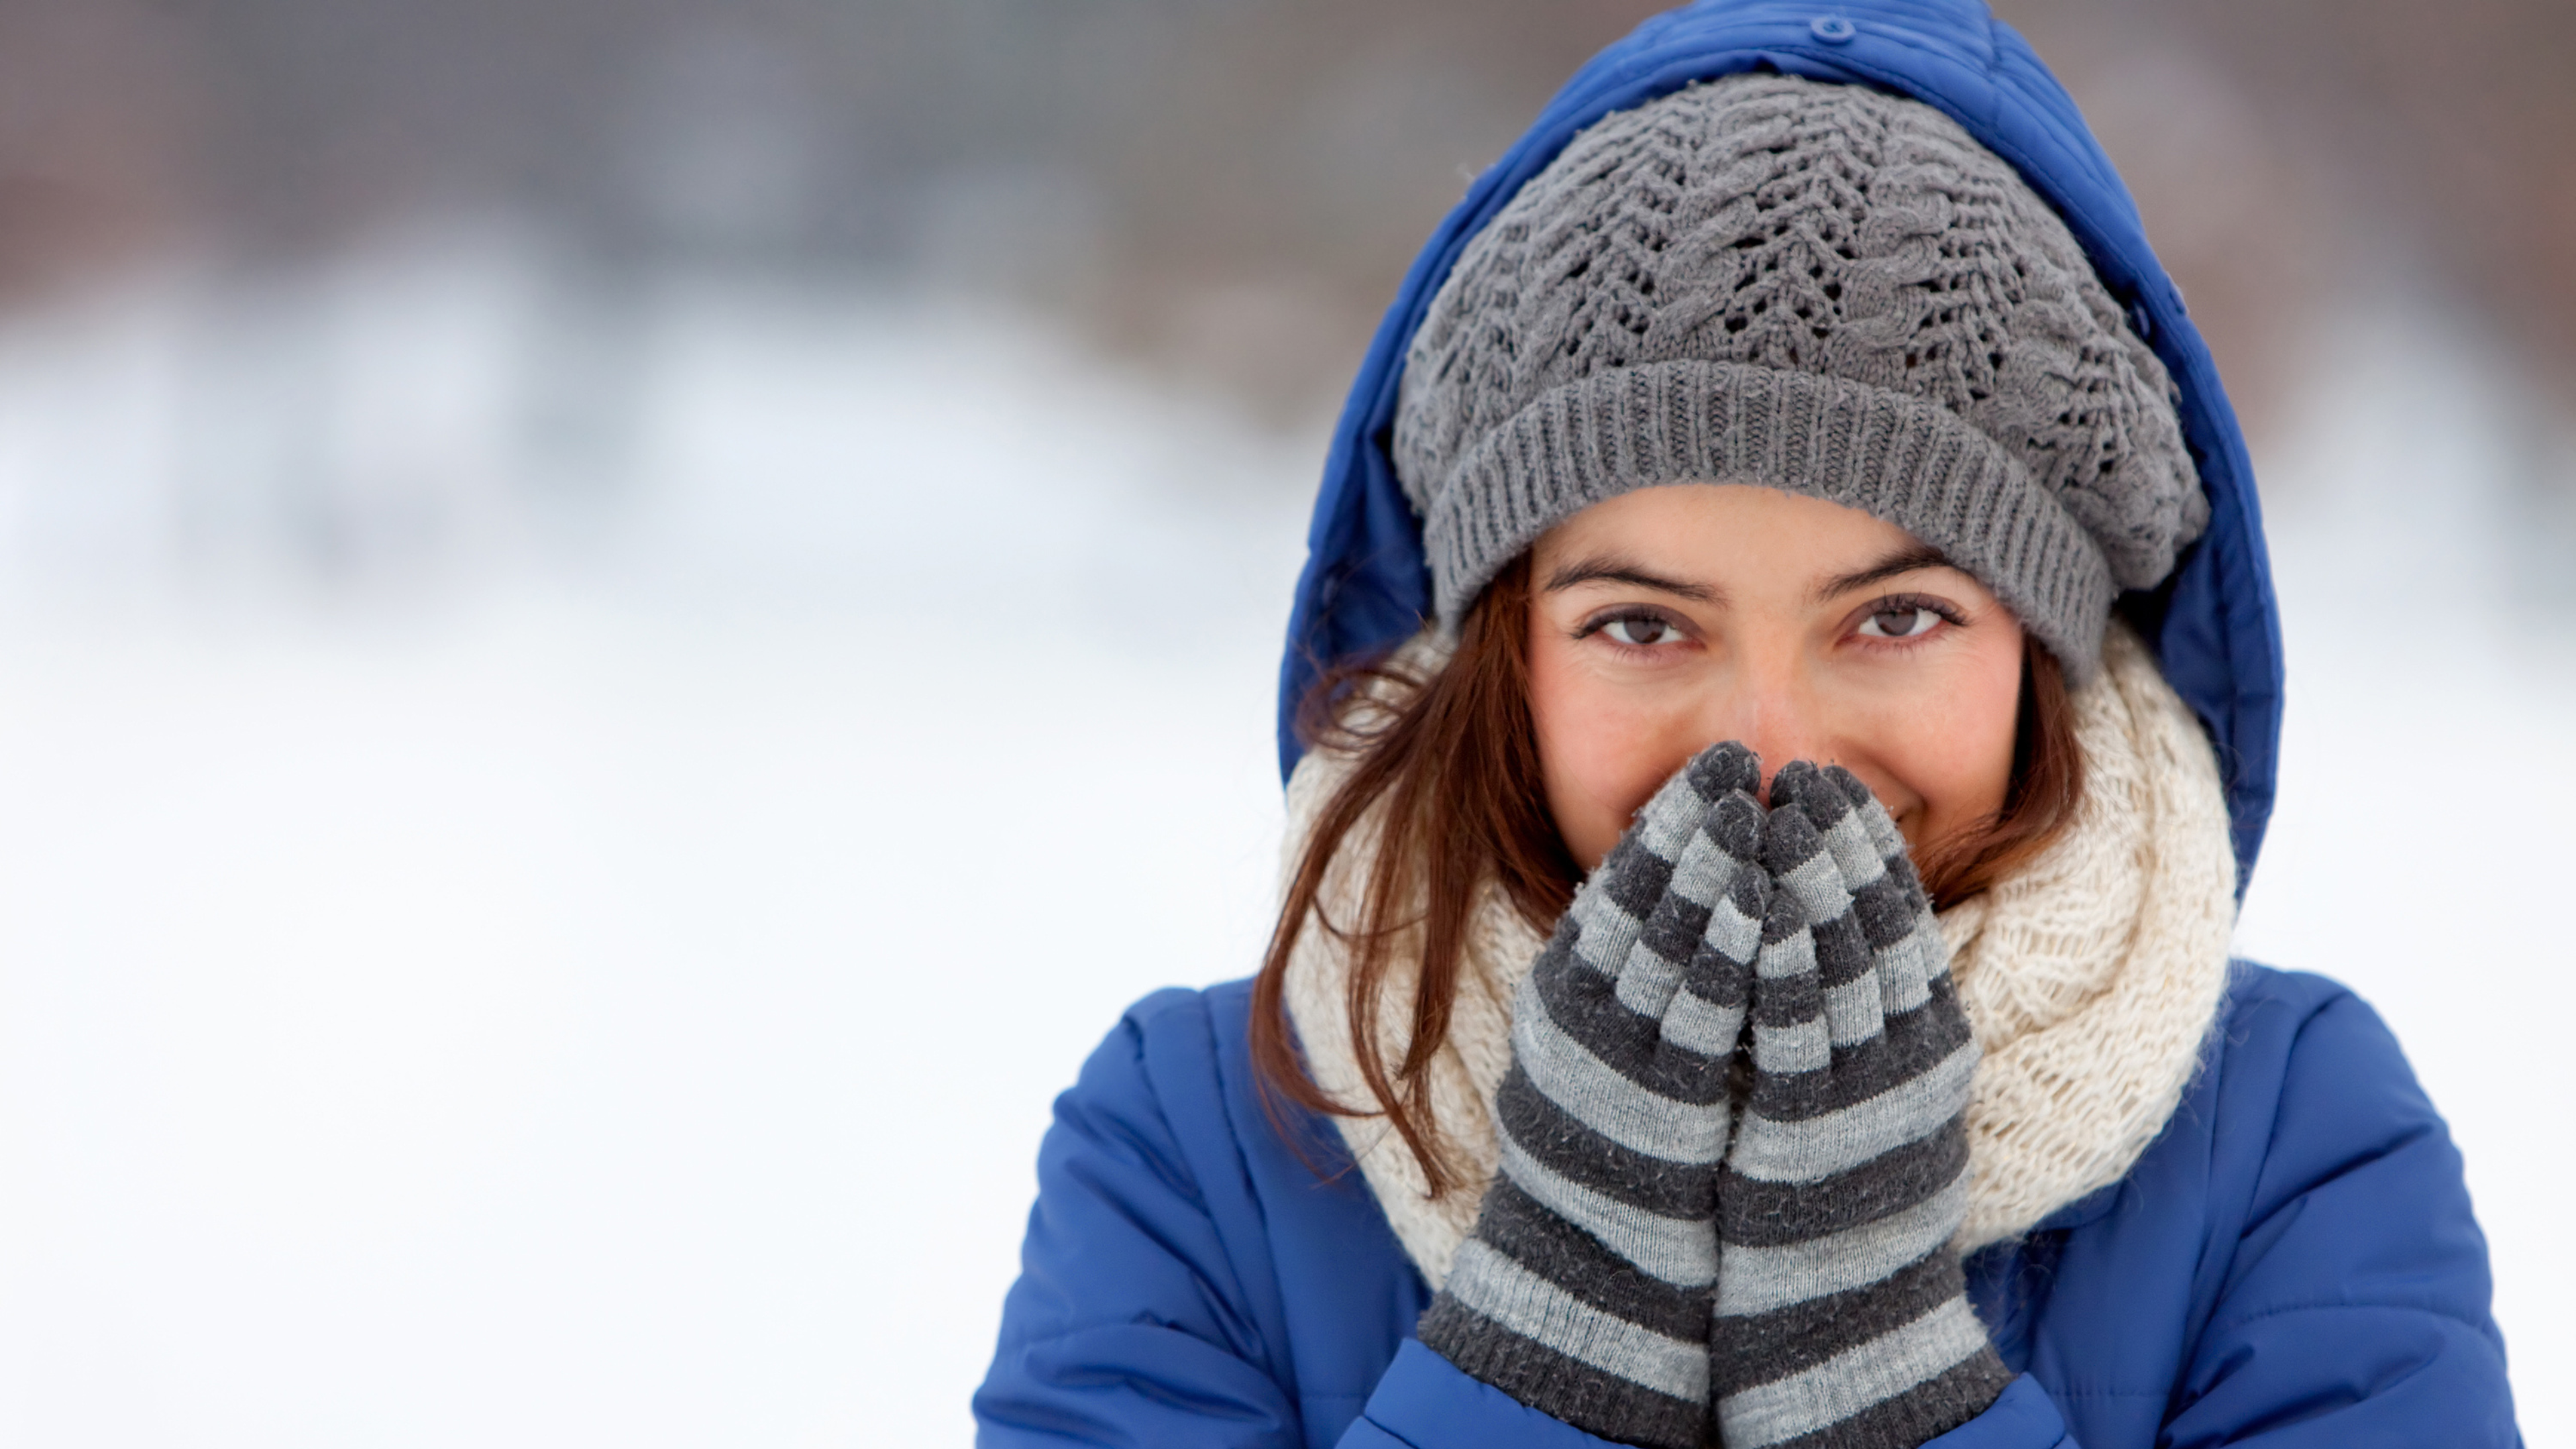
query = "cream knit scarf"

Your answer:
(1281, 623), (2240, 1286)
